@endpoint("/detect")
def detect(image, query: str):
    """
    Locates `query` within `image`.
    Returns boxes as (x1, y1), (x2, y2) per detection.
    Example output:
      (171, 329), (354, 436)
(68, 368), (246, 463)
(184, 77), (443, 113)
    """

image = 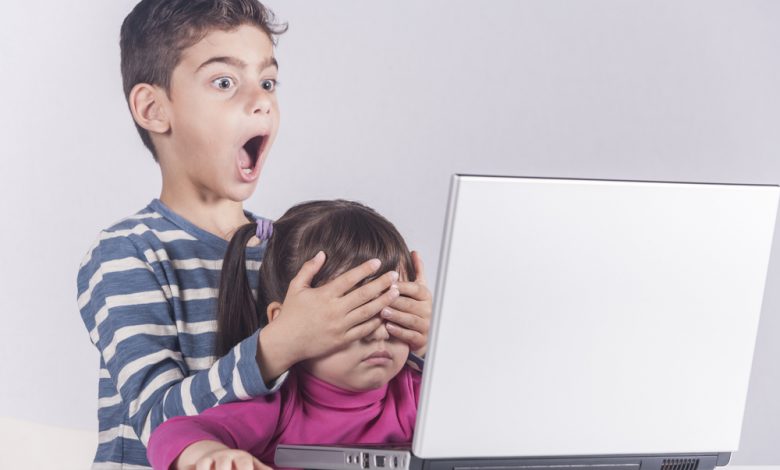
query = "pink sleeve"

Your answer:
(147, 394), (284, 470)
